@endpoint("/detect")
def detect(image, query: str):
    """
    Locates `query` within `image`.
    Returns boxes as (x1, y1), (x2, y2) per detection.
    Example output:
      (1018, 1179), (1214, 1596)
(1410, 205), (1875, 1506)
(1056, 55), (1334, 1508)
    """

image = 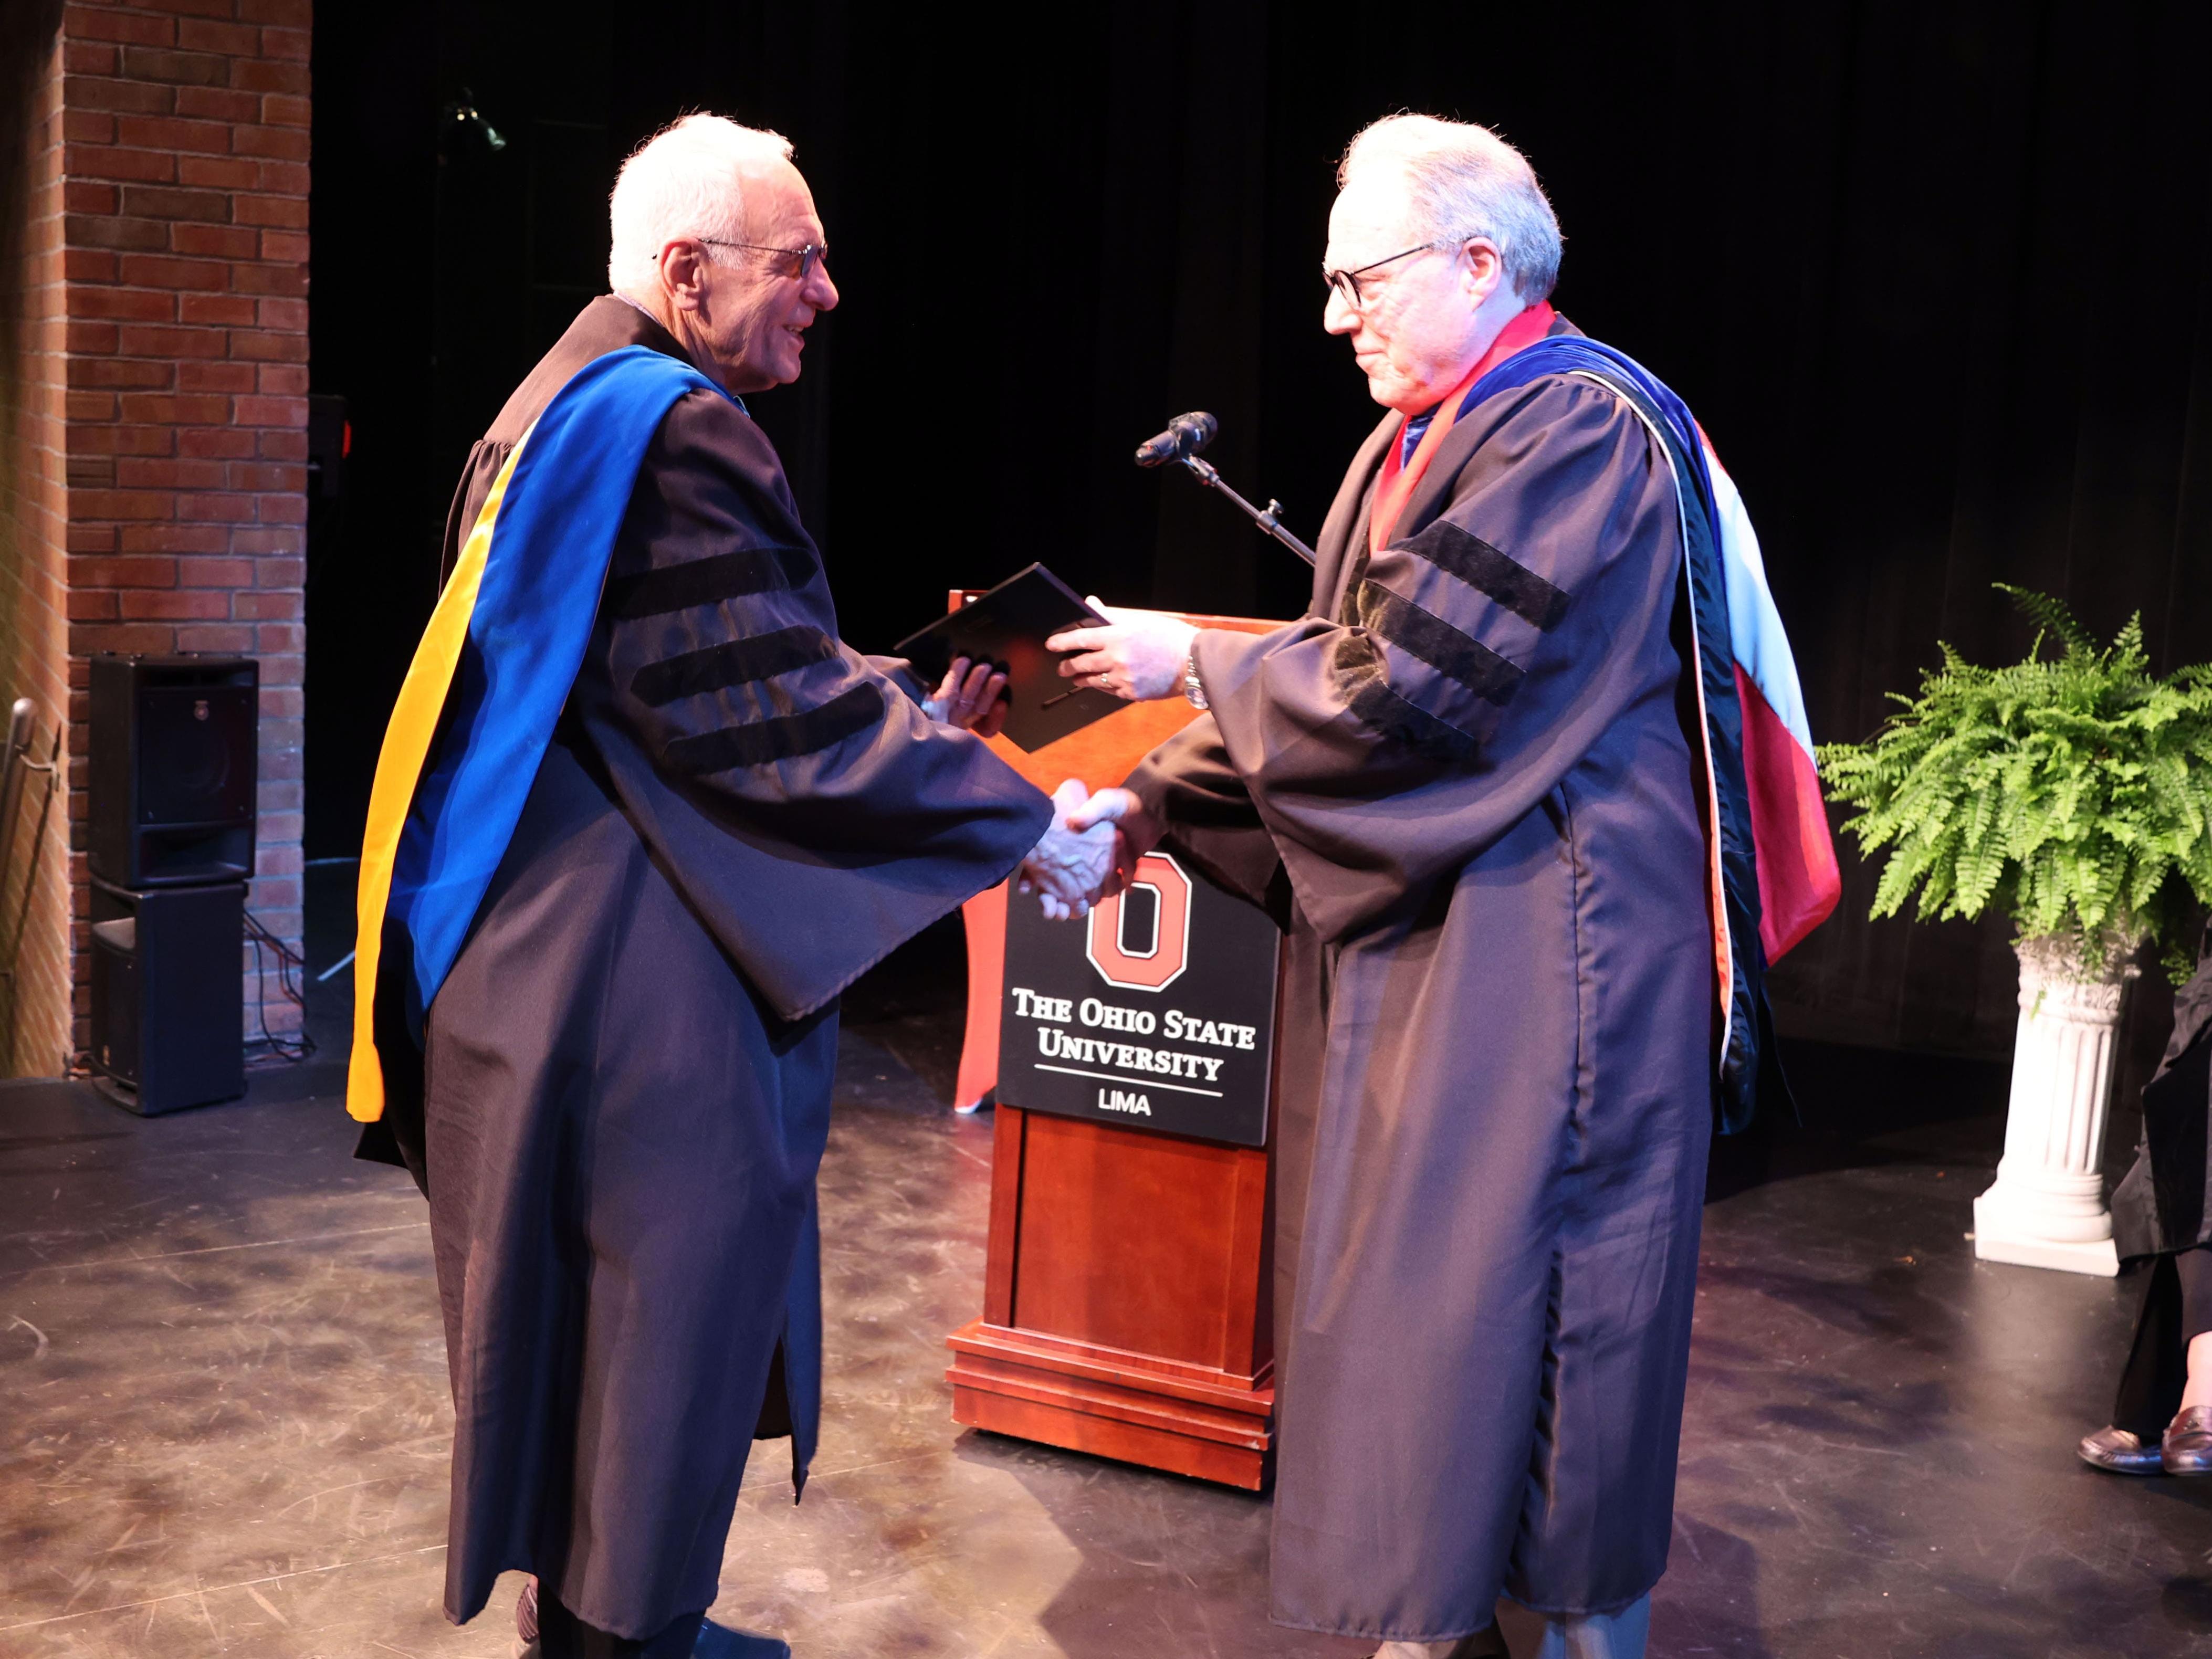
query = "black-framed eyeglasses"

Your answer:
(700, 238), (830, 281)
(1321, 242), (1445, 308)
